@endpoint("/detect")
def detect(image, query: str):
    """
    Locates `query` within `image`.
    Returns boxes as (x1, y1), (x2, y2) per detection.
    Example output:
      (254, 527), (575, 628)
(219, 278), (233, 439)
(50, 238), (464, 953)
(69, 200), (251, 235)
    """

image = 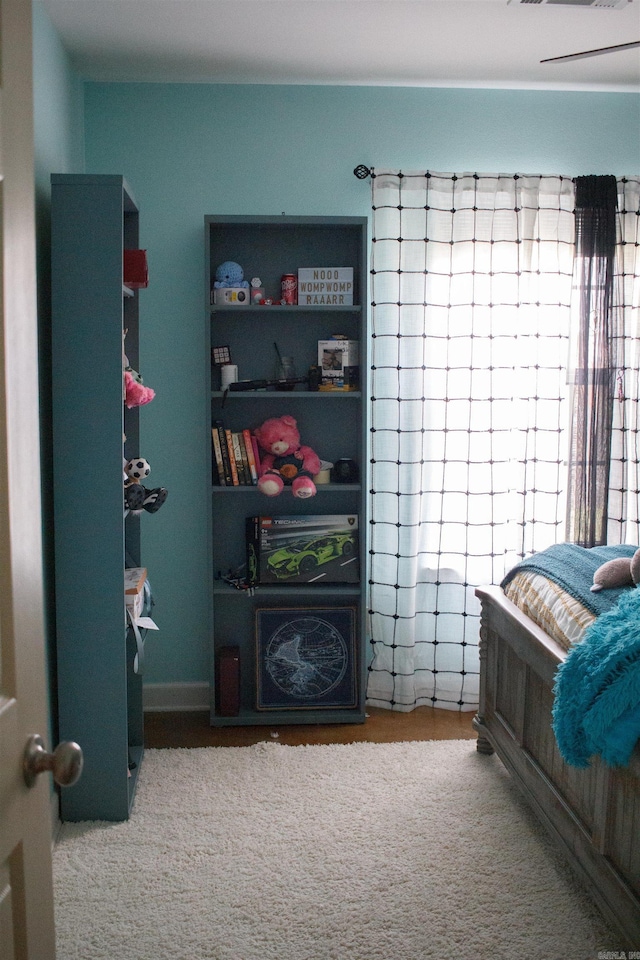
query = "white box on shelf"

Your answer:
(125, 566), (147, 620)
(297, 267), (354, 305)
(318, 339), (359, 379)
(213, 287), (251, 305)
